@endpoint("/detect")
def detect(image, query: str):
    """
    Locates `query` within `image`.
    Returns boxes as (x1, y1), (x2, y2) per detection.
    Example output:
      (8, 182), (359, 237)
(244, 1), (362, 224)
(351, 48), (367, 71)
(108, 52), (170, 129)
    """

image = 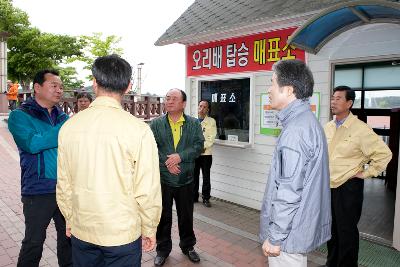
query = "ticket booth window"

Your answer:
(200, 78), (250, 143)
